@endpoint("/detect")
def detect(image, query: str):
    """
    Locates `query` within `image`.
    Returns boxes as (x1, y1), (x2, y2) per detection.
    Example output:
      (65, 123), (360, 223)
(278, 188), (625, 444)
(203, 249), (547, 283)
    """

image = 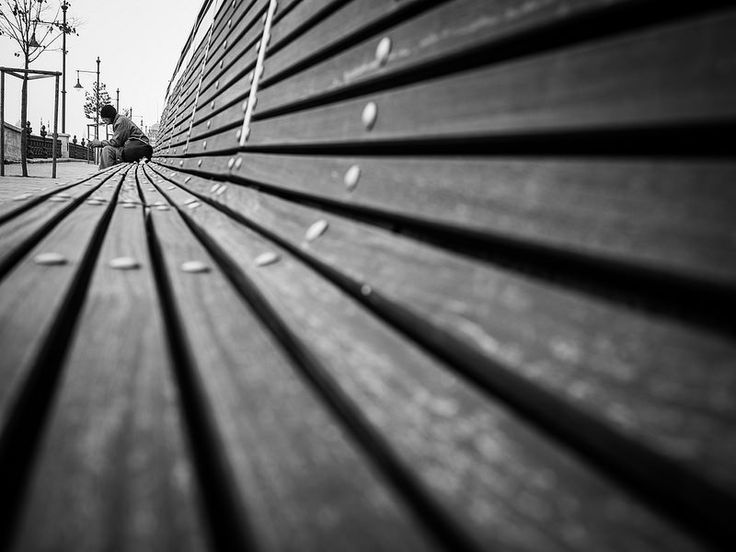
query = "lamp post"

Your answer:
(61, 0), (69, 133)
(74, 57), (101, 139)
(116, 88), (120, 112)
